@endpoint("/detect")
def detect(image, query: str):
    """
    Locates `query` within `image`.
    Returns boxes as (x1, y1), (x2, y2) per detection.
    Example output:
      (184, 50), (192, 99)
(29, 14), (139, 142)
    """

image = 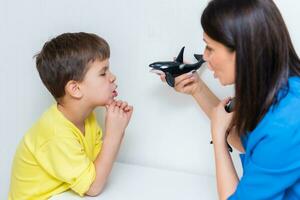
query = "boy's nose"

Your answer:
(110, 73), (116, 82)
